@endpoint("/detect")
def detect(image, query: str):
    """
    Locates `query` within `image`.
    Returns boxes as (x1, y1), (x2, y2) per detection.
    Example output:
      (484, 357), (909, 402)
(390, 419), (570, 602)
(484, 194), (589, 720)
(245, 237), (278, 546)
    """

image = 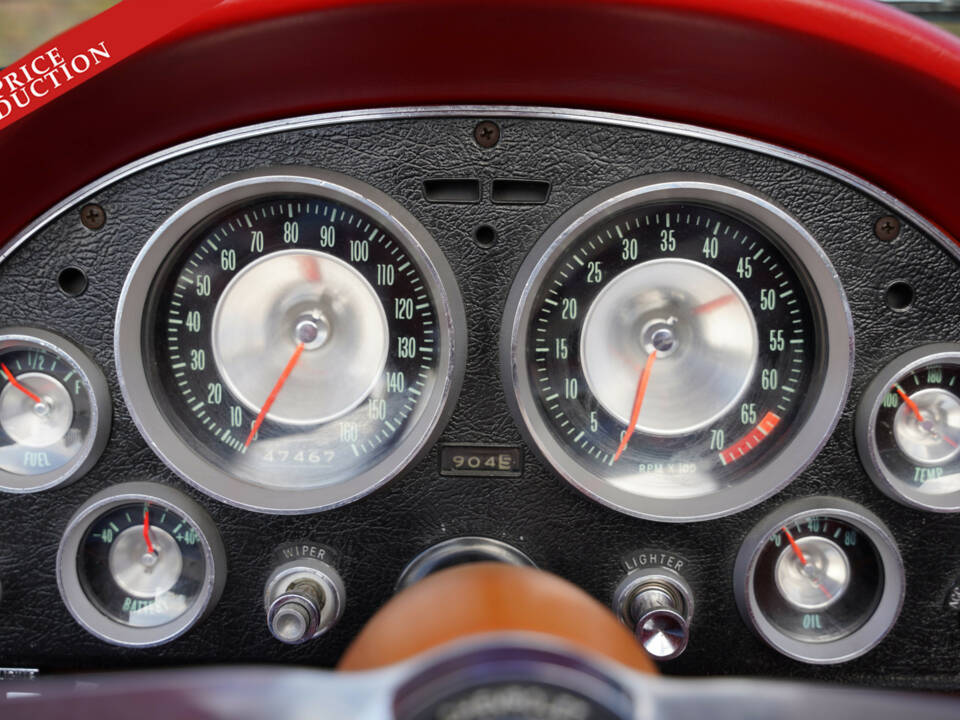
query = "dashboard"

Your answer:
(2, 106), (960, 690)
